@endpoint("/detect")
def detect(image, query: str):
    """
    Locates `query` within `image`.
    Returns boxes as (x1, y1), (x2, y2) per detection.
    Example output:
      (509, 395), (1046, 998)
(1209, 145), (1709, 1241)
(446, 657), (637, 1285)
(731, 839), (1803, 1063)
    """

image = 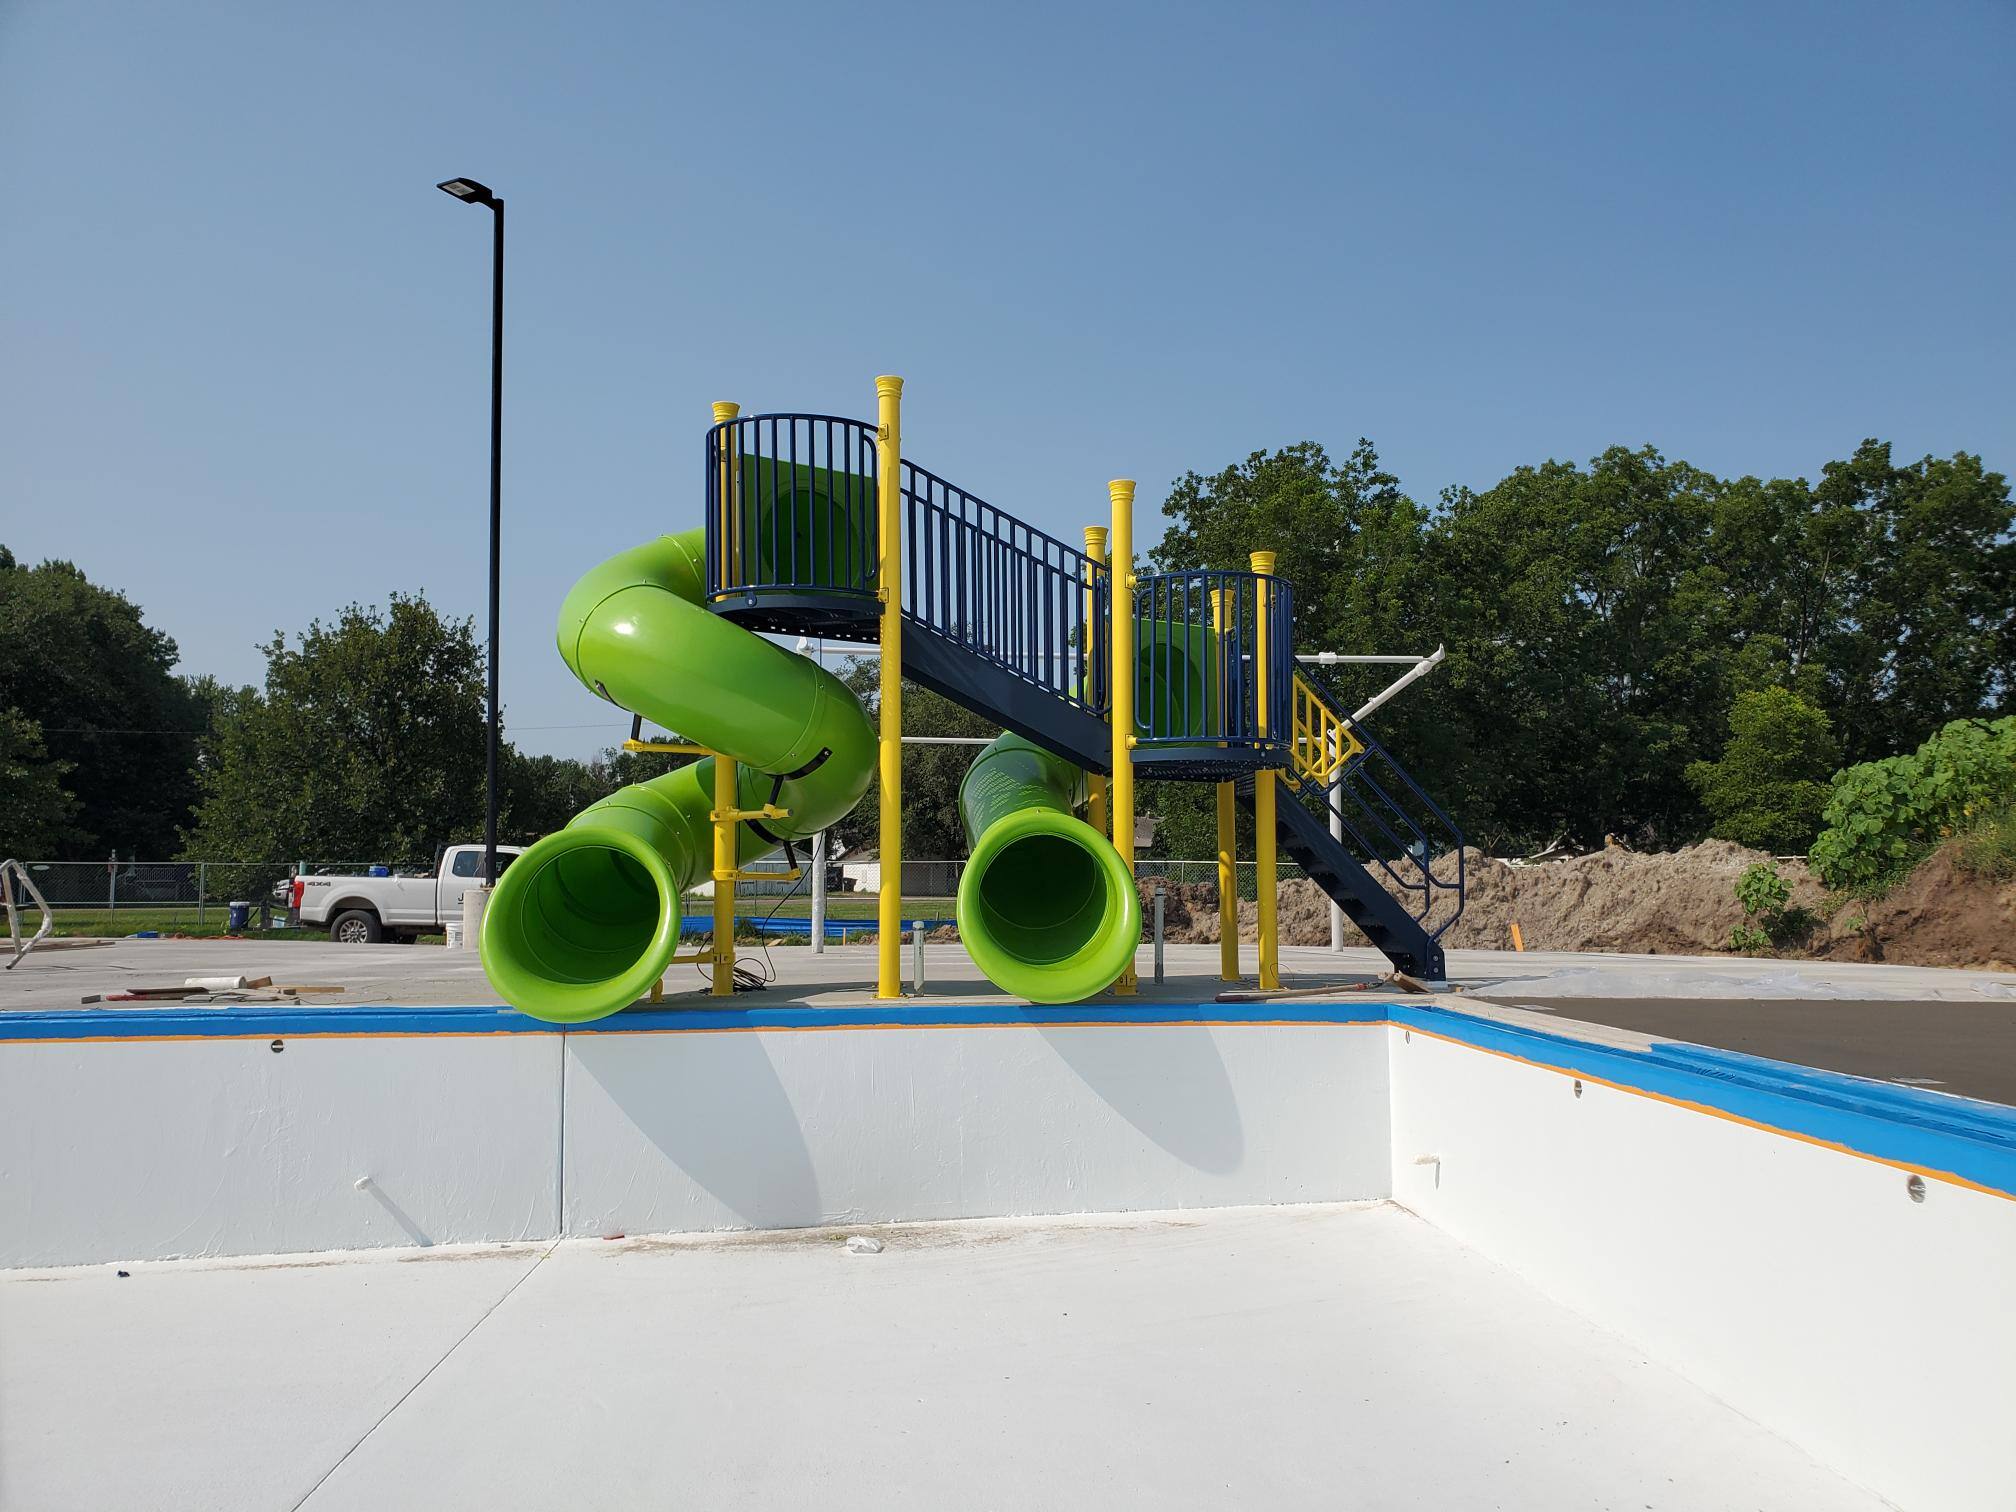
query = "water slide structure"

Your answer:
(480, 382), (1464, 1020)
